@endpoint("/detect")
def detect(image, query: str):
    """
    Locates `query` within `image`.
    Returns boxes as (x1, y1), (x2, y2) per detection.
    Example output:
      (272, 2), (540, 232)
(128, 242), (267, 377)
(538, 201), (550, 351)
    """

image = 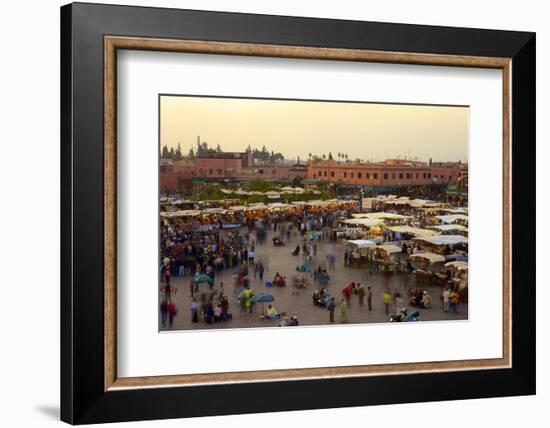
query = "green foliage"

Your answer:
(189, 183), (225, 201)
(247, 179), (277, 192)
(174, 143), (183, 160)
(249, 146), (285, 164)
